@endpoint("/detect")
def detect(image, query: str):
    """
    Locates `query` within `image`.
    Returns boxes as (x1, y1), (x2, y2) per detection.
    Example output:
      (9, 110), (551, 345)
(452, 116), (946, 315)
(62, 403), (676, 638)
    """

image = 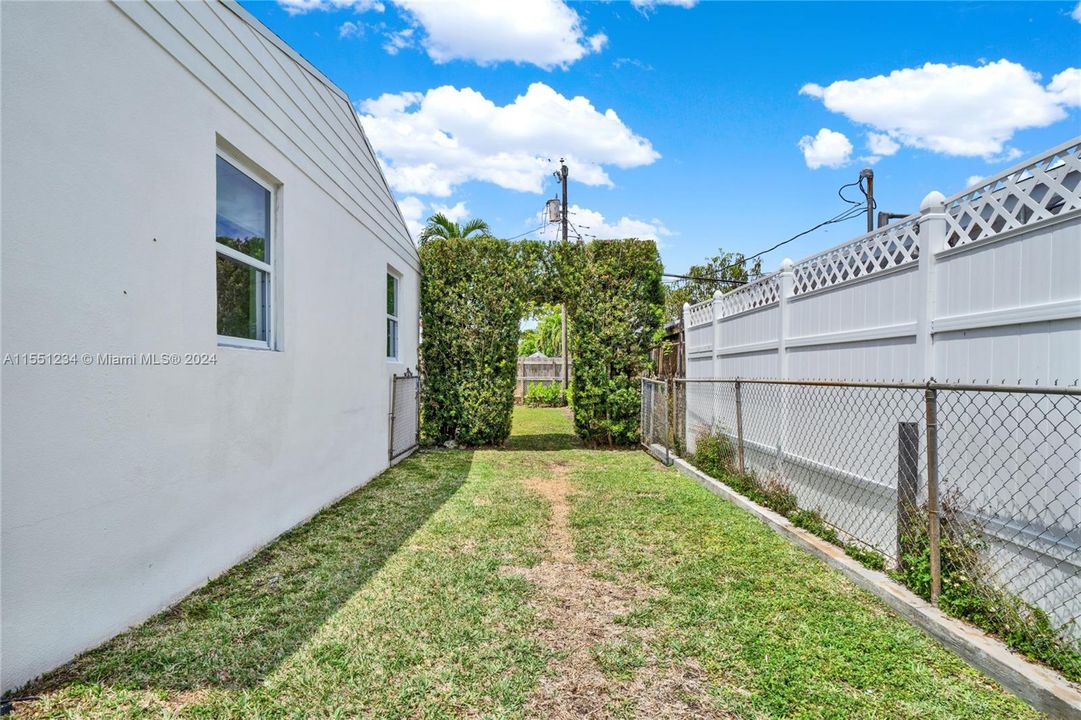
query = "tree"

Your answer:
(418, 213), (492, 245)
(664, 250), (763, 322)
(517, 328), (539, 356)
(517, 304), (562, 357)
